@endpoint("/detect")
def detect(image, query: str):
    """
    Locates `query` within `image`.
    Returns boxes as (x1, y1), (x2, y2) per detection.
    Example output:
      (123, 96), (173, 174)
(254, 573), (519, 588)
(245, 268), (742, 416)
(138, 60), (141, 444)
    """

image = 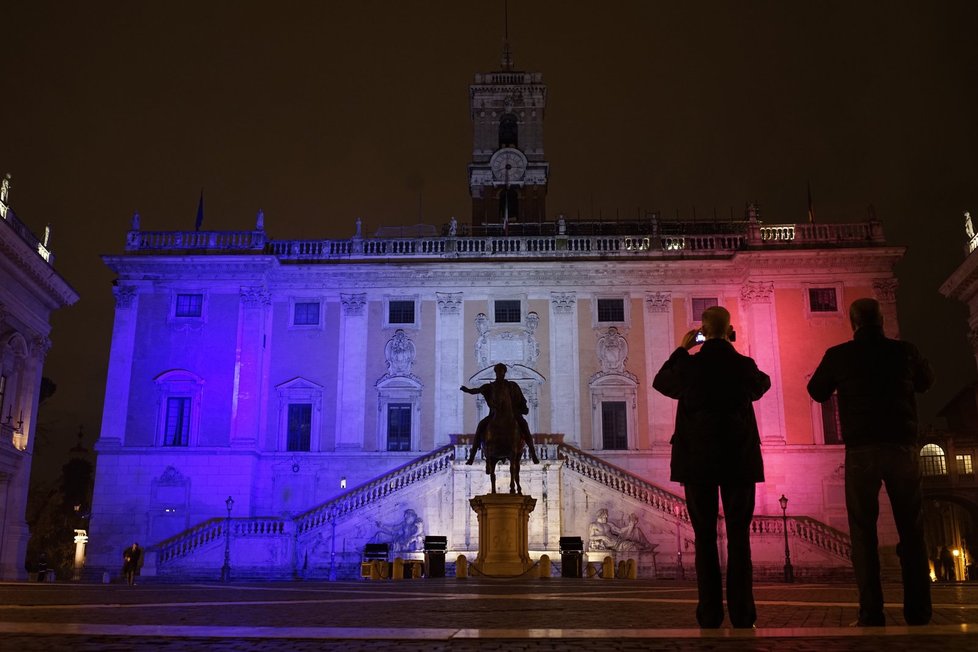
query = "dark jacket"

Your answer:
(807, 325), (933, 447)
(652, 339), (770, 484)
